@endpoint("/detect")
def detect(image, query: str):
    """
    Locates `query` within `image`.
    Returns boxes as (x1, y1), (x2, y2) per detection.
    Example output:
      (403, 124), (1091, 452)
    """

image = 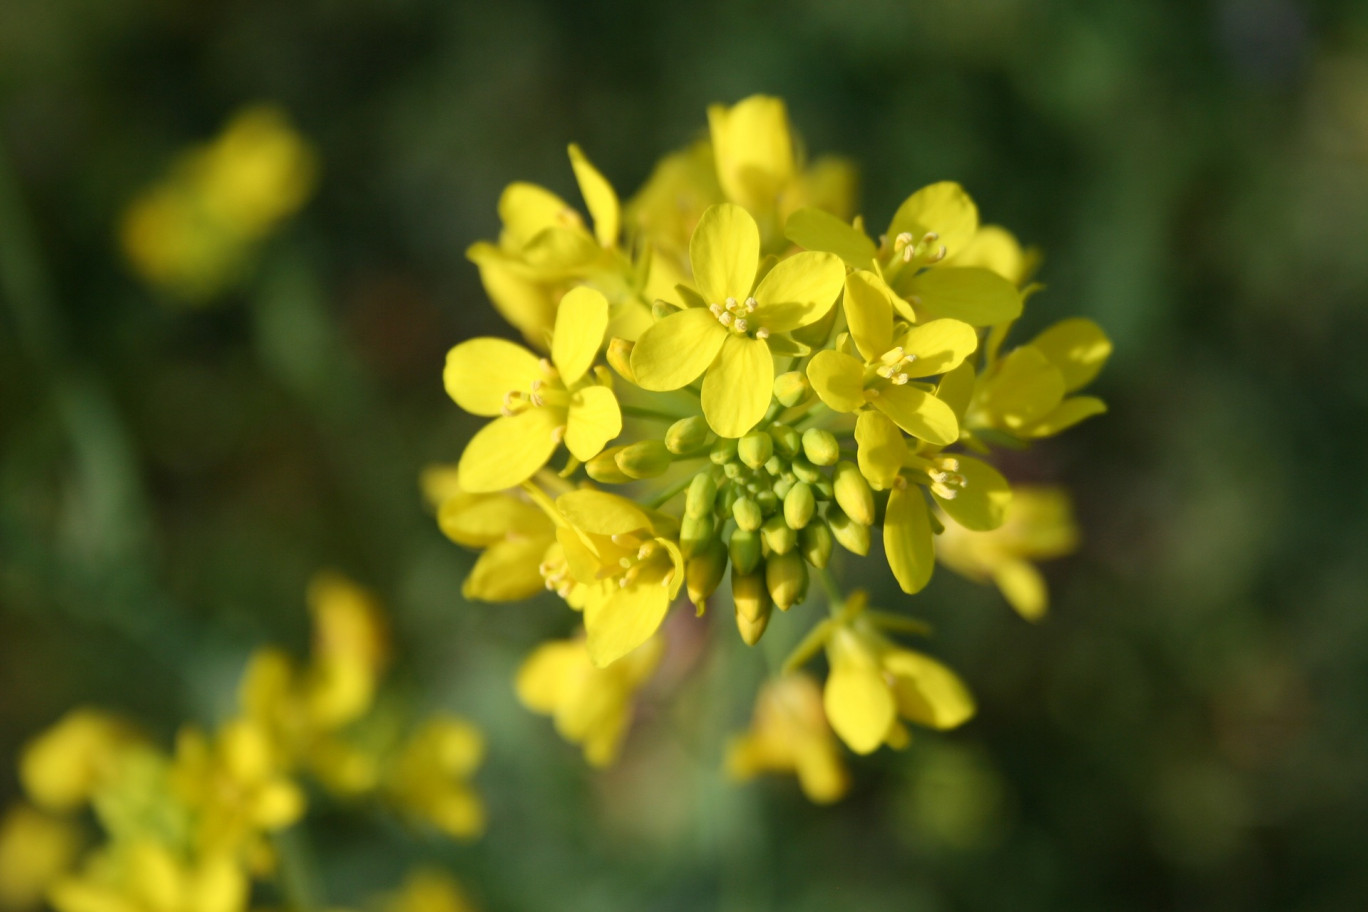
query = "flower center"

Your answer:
(874, 346), (918, 386)
(708, 296), (770, 339)
(892, 231), (947, 266)
(927, 457), (967, 500)
(501, 359), (569, 415)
